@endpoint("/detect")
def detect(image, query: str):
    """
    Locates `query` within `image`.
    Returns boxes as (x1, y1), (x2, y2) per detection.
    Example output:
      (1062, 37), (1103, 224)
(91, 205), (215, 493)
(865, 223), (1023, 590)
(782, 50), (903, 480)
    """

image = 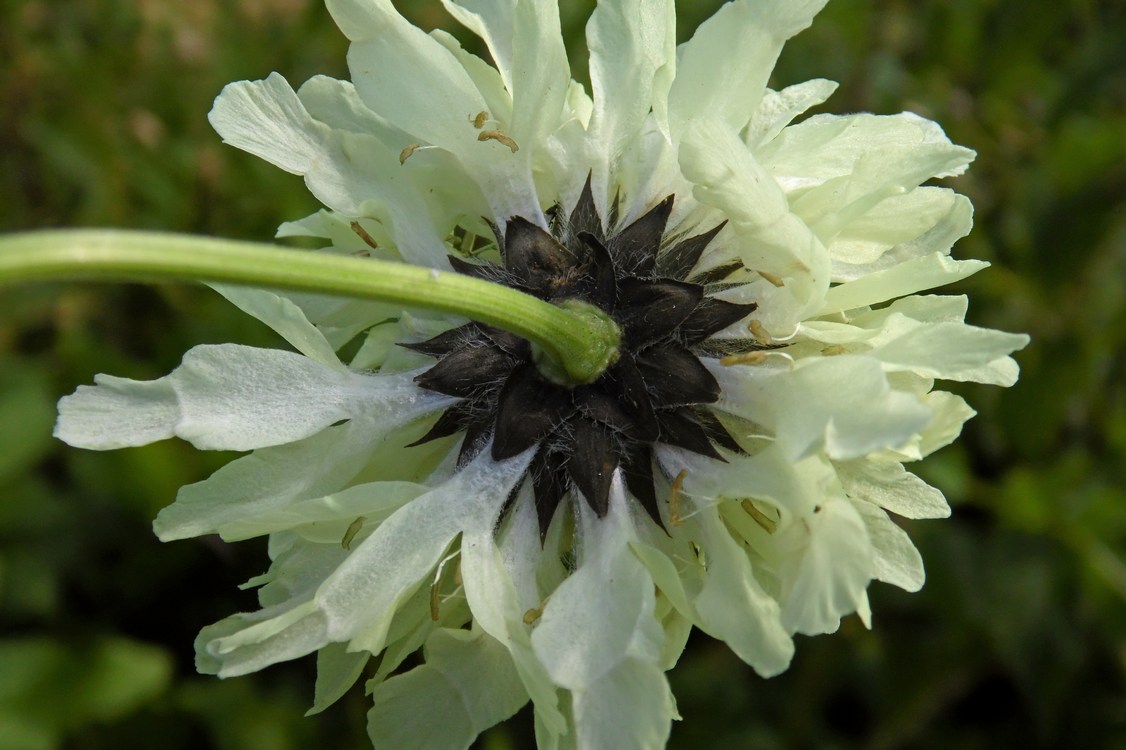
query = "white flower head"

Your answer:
(55, 0), (1030, 747)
